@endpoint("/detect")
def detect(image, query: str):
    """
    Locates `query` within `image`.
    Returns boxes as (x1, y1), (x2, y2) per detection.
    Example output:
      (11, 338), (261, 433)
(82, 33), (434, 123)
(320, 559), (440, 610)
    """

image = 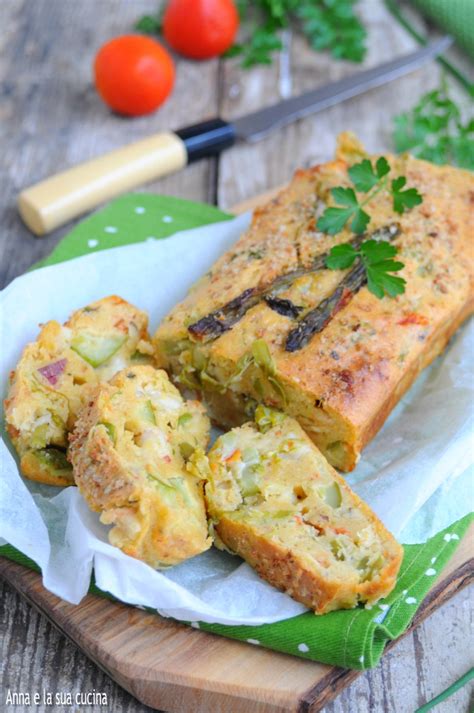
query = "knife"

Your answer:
(18, 36), (451, 236)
